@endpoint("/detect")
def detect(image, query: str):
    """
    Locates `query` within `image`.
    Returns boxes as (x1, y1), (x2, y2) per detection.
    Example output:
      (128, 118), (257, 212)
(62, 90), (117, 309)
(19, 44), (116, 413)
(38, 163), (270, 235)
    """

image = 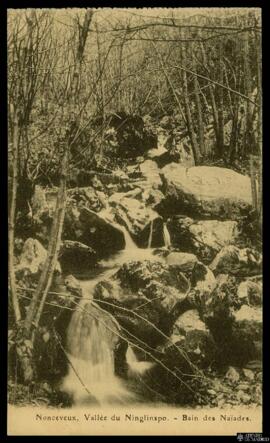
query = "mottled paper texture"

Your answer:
(8, 7), (262, 437)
